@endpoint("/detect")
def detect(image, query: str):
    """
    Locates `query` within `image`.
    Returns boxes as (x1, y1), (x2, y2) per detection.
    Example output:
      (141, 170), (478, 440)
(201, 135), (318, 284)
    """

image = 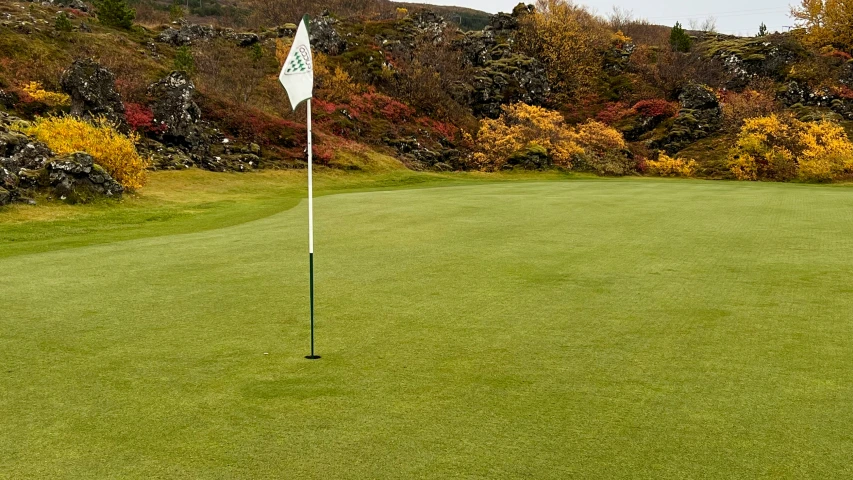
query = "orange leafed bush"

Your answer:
(647, 154), (697, 177)
(720, 87), (780, 131)
(20, 116), (149, 189)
